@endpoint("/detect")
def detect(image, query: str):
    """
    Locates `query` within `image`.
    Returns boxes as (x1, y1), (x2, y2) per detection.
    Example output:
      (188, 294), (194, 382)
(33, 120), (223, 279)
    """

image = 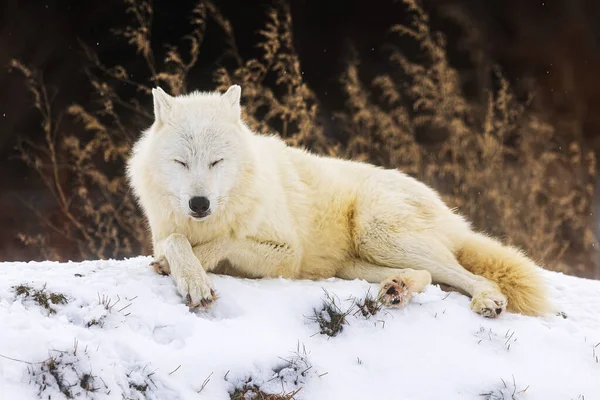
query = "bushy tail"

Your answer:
(455, 233), (554, 316)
